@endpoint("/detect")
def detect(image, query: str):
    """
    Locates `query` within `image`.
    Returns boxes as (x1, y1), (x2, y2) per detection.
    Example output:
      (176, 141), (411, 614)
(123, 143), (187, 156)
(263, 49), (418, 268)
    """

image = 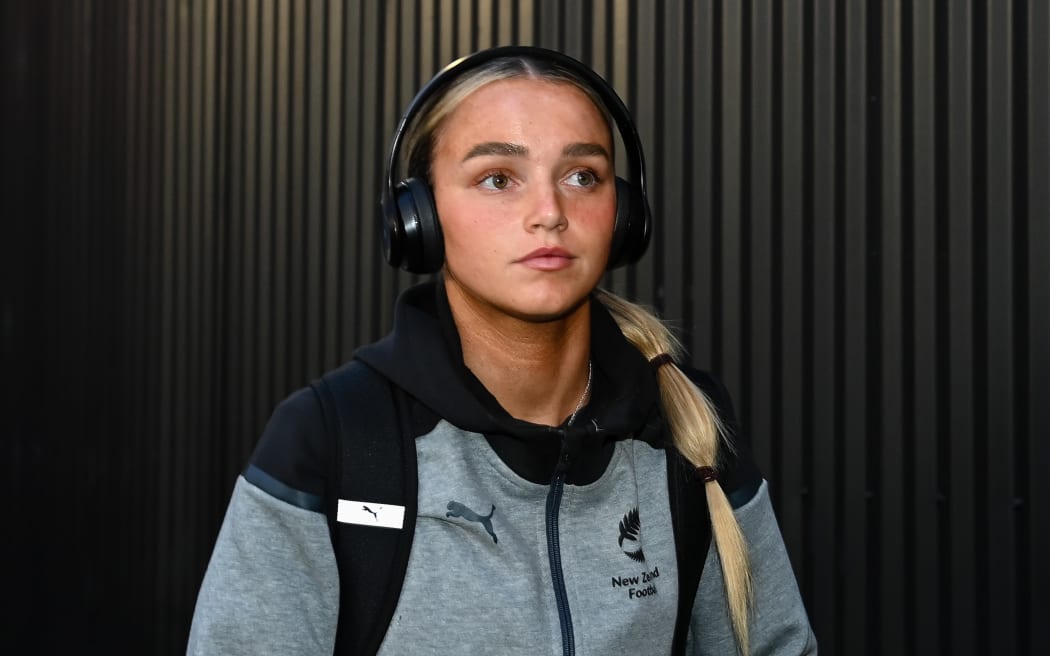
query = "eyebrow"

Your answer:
(561, 142), (611, 160)
(461, 141), (611, 162)
(462, 142), (527, 161)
